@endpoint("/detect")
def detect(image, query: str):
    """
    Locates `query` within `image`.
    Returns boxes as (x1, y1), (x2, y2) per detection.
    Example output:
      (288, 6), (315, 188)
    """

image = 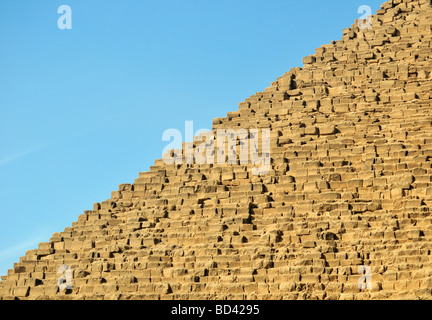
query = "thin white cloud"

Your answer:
(0, 143), (47, 167)
(0, 185), (15, 202)
(0, 233), (48, 262)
